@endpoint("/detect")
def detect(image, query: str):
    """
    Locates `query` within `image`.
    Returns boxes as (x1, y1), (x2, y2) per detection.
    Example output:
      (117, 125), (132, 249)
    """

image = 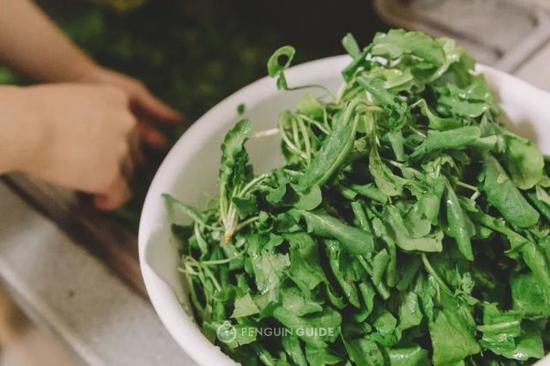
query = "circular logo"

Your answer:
(216, 321), (236, 344)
